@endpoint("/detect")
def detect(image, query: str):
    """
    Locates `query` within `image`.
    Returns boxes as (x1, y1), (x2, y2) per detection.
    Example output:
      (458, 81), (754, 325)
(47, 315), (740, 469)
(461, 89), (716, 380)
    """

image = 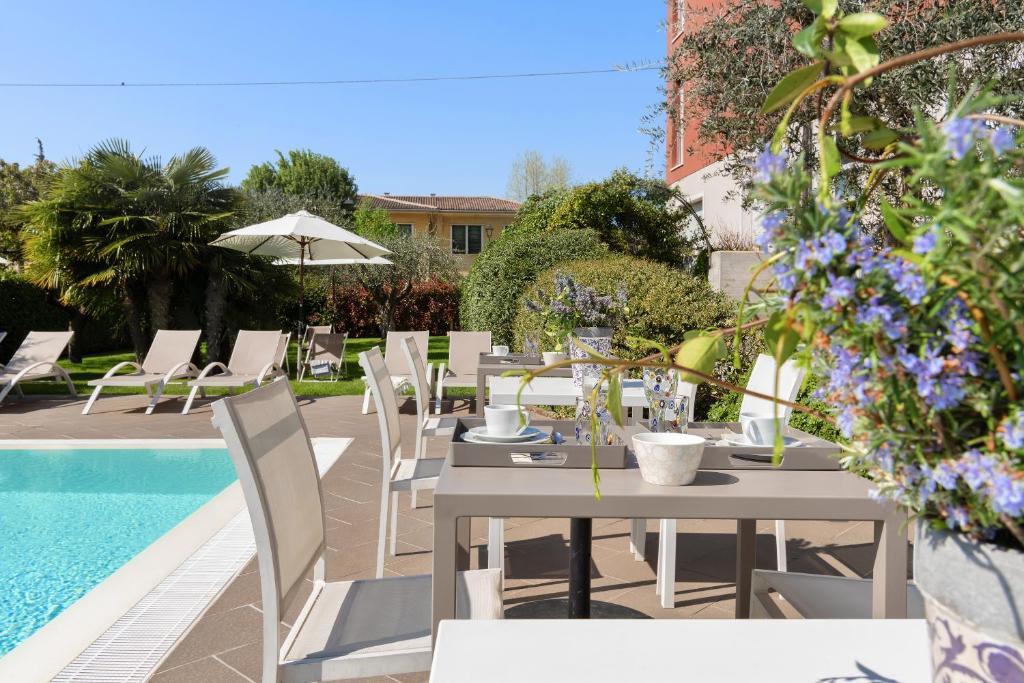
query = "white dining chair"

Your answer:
(361, 330), (428, 414)
(641, 355), (805, 608)
(211, 379), (501, 682)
